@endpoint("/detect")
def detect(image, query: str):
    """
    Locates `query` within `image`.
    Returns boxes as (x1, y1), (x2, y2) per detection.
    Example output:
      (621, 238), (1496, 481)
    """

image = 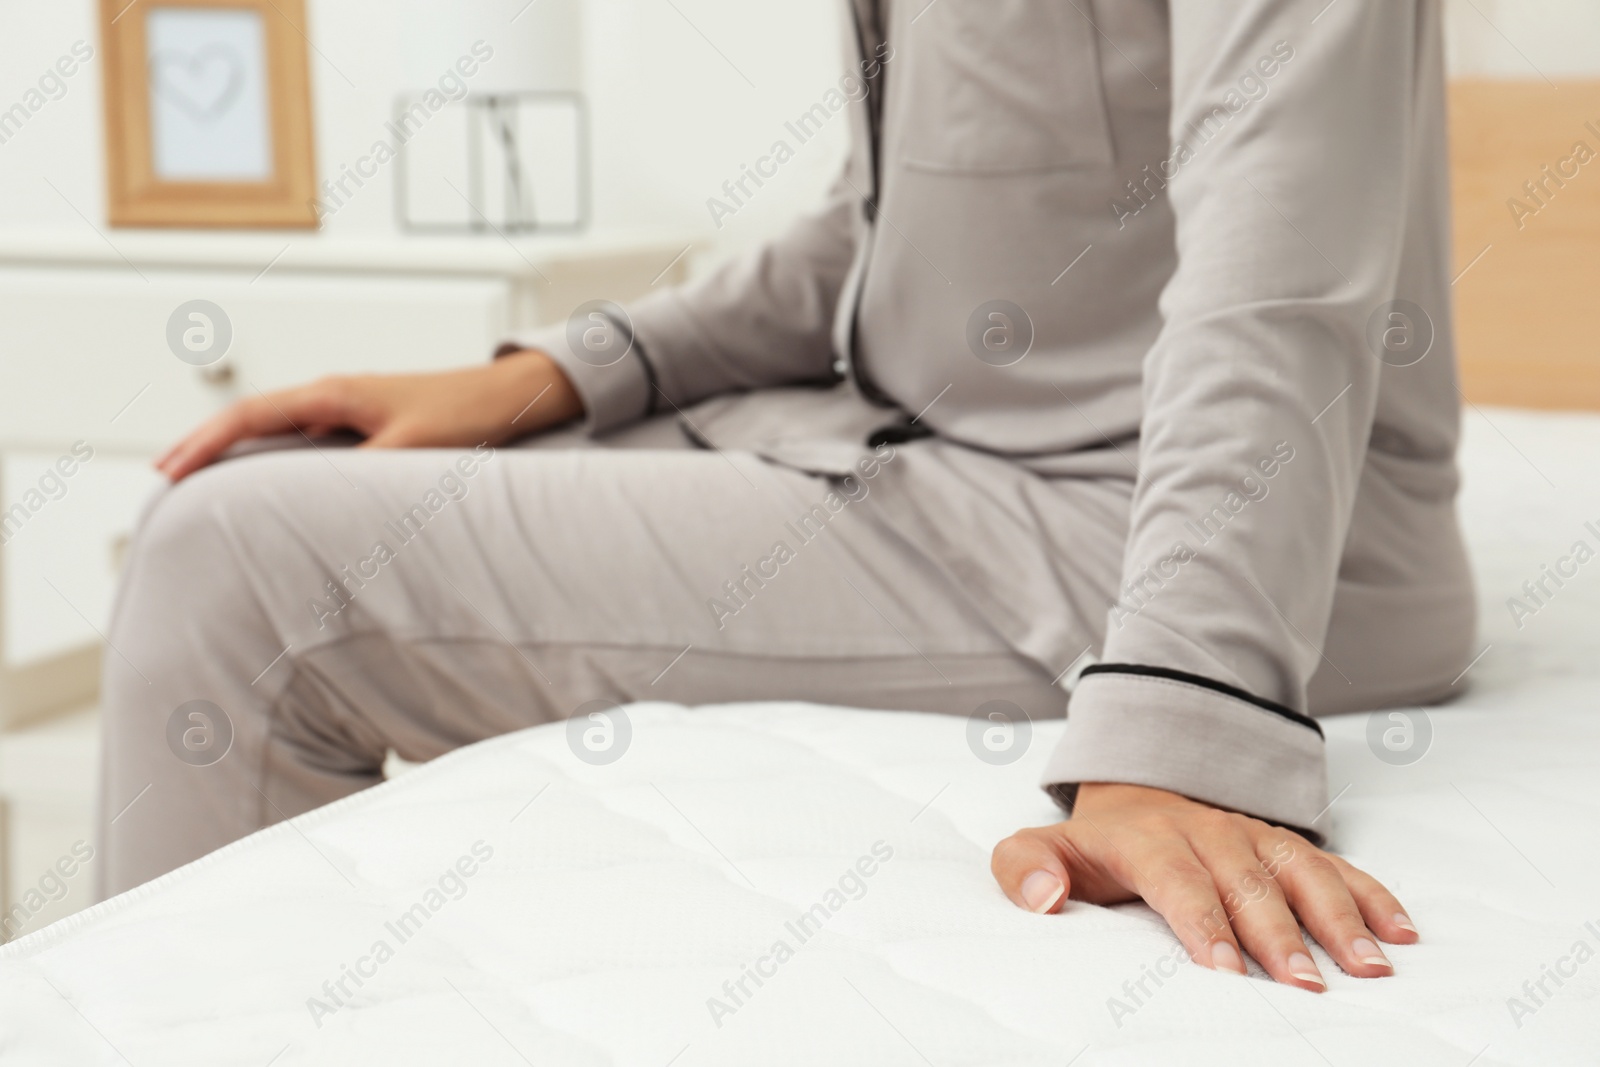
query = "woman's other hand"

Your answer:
(156, 348), (581, 481)
(990, 782), (1418, 991)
